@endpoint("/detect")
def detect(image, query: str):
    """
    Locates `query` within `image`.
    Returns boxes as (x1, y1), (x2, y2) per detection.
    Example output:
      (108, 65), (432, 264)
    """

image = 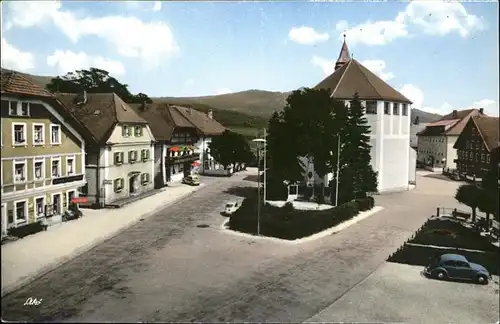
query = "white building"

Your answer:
(312, 38), (414, 193)
(130, 103), (201, 185)
(58, 93), (155, 207)
(416, 108), (485, 170)
(172, 106), (227, 176)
